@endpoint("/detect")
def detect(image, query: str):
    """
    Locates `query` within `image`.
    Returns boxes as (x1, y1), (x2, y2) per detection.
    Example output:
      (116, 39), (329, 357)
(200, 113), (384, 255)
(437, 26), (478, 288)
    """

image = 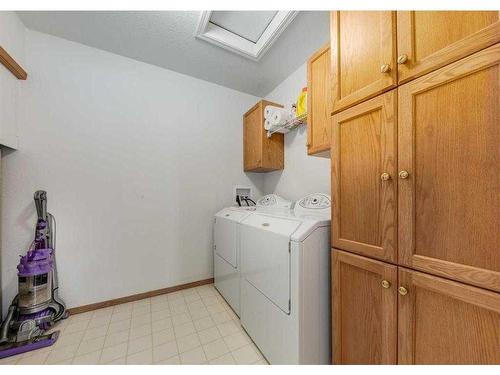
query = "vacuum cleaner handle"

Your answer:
(34, 191), (48, 221)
